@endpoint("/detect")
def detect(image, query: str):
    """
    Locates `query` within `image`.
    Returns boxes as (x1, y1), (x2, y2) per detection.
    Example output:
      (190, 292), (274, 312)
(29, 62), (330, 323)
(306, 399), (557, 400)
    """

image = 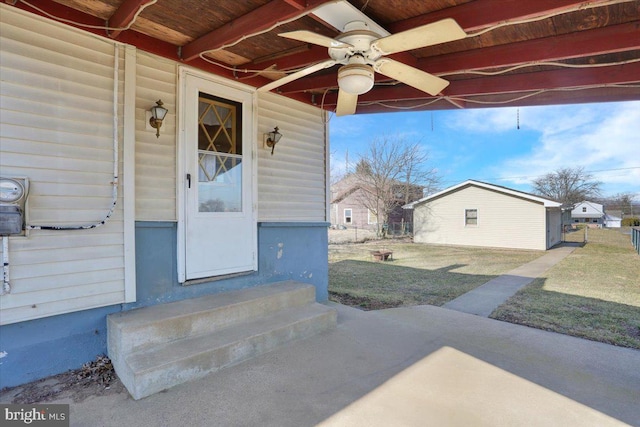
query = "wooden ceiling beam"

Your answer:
(251, 45), (328, 72)
(180, 0), (335, 62)
(281, 0), (307, 9)
(352, 88), (640, 114)
(107, 0), (155, 39)
(421, 22), (640, 75)
(387, 0), (615, 33)
(445, 62), (640, 97)
(321, 62), (640, 105)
